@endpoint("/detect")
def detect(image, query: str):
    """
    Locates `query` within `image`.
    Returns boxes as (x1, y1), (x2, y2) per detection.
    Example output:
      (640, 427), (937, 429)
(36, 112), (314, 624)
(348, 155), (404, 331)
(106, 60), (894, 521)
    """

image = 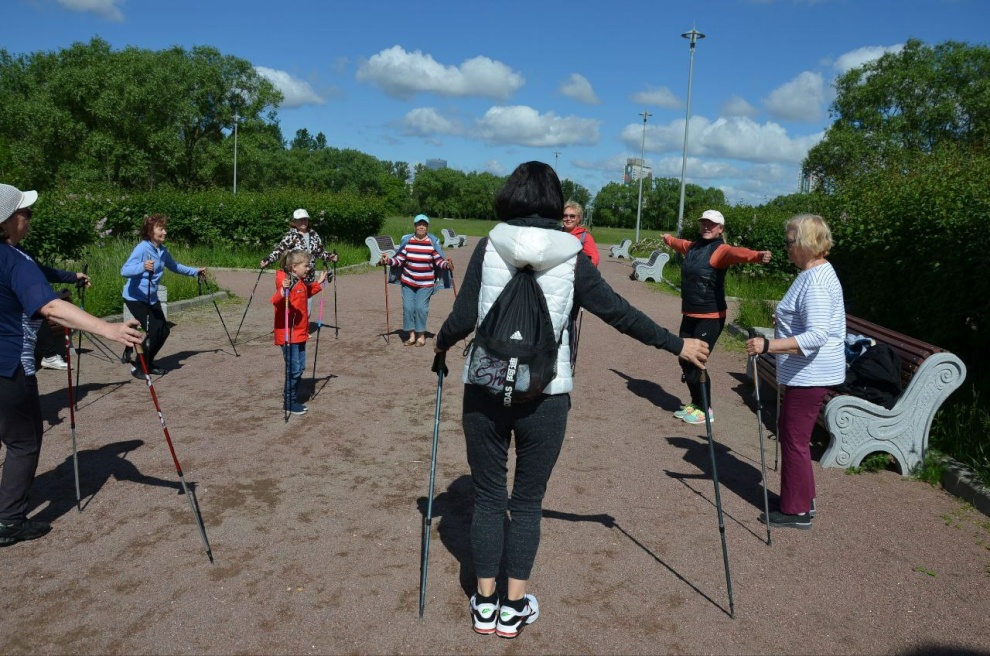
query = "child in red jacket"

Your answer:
(272, 250), (327, 415)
